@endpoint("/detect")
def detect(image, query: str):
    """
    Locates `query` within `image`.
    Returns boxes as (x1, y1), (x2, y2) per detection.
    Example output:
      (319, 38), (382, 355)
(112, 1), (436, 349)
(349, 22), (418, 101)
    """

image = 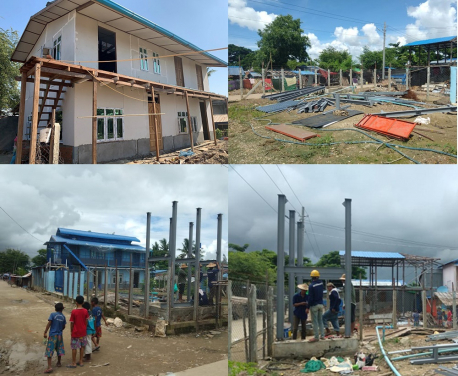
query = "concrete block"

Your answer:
(163, 136), (174, 152)
(137, 138), (152, 156)
(272, 337), (359, 359)
(173, 134), (191, 150)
